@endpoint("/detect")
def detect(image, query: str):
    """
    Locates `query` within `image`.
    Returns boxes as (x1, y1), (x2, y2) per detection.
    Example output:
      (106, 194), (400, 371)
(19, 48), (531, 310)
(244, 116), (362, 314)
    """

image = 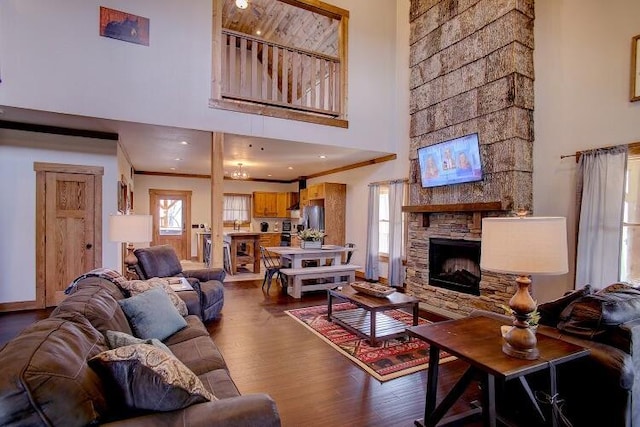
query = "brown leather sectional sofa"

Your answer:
(0, 276), (281, 426)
